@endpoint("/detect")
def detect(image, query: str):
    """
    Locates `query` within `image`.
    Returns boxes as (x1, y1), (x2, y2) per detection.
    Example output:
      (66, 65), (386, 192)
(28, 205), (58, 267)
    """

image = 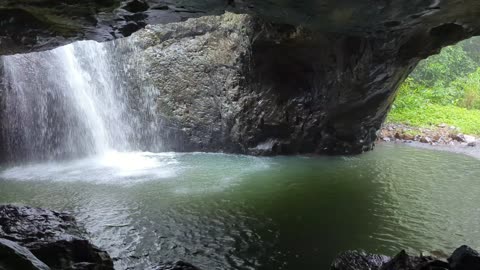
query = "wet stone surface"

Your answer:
(0, 204), (114, 270)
